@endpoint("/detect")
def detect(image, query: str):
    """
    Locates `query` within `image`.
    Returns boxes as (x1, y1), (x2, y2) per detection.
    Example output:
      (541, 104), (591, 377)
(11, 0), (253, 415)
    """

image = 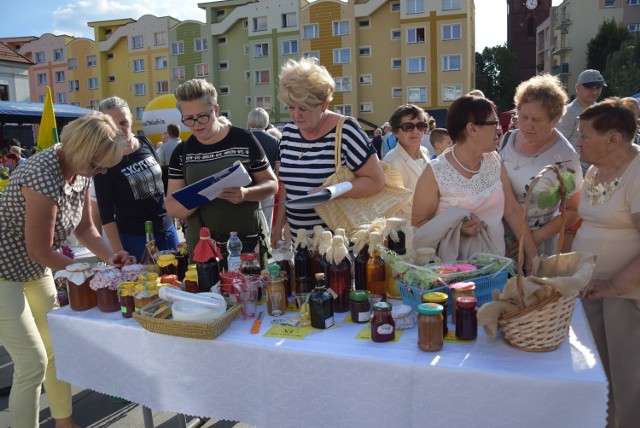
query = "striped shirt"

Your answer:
(278, 117), (376, 236)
